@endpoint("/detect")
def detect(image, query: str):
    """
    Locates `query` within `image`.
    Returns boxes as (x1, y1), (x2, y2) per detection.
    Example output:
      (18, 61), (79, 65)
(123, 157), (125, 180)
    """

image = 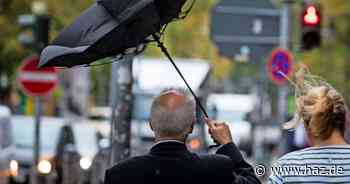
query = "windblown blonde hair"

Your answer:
(283, 66), (347, 140)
